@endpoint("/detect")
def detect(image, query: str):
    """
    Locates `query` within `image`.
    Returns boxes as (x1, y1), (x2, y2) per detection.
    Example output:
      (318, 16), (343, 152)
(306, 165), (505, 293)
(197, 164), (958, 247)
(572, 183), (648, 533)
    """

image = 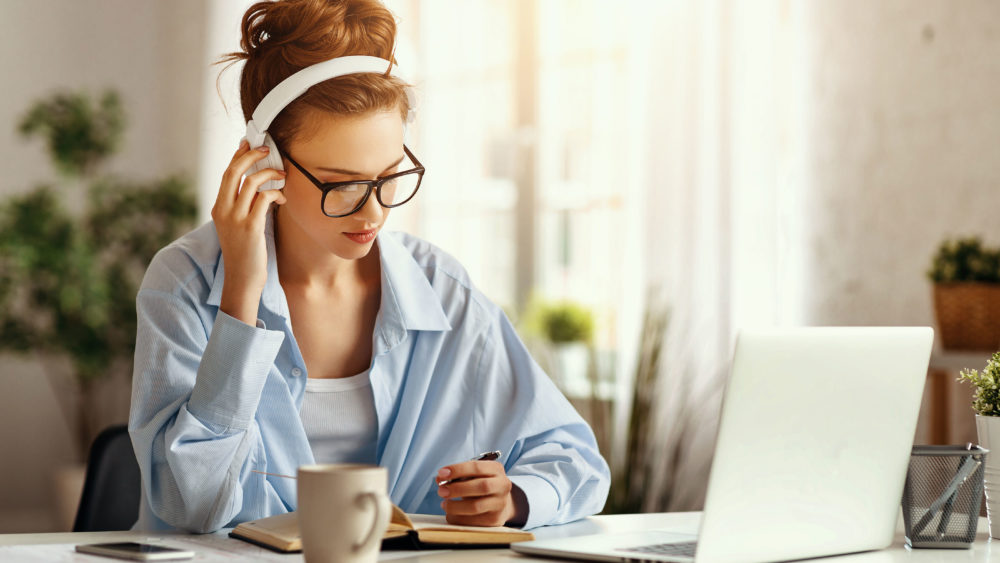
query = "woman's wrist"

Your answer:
(506, 484), (529, 527)
(219, 282), (264, 326)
